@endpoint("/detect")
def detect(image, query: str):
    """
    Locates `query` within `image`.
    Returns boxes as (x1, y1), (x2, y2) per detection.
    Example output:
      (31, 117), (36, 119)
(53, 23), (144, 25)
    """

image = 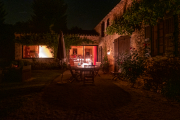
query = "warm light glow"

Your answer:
(107, 50), (110, 55)
(81, 63), (90, 67)
(86, 58), (90, 62)
(39, 45), (53, 58)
